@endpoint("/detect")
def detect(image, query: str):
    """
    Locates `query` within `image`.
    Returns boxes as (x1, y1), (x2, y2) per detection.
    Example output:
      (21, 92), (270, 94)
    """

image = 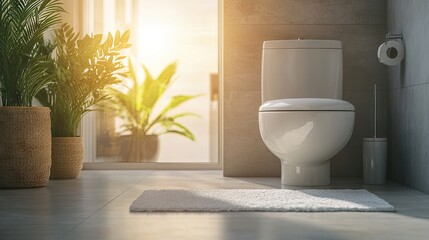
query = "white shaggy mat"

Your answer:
(130, 189), (395, 212)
